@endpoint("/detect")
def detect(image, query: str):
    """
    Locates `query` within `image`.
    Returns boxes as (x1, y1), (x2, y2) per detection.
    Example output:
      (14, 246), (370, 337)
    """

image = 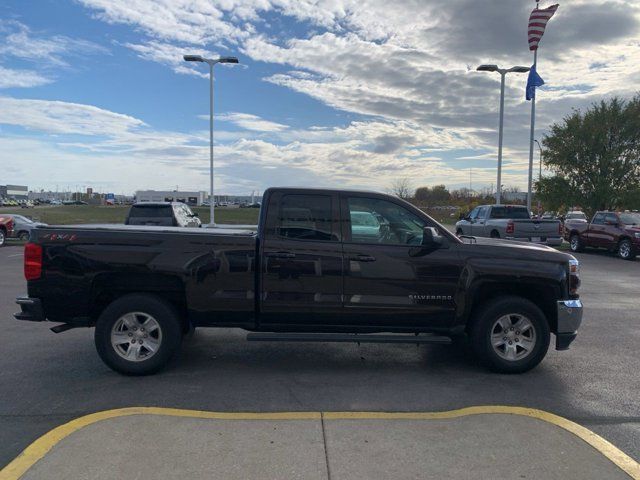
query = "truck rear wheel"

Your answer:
(94, 294), (182, 375)
(470, 296), (550, 374)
